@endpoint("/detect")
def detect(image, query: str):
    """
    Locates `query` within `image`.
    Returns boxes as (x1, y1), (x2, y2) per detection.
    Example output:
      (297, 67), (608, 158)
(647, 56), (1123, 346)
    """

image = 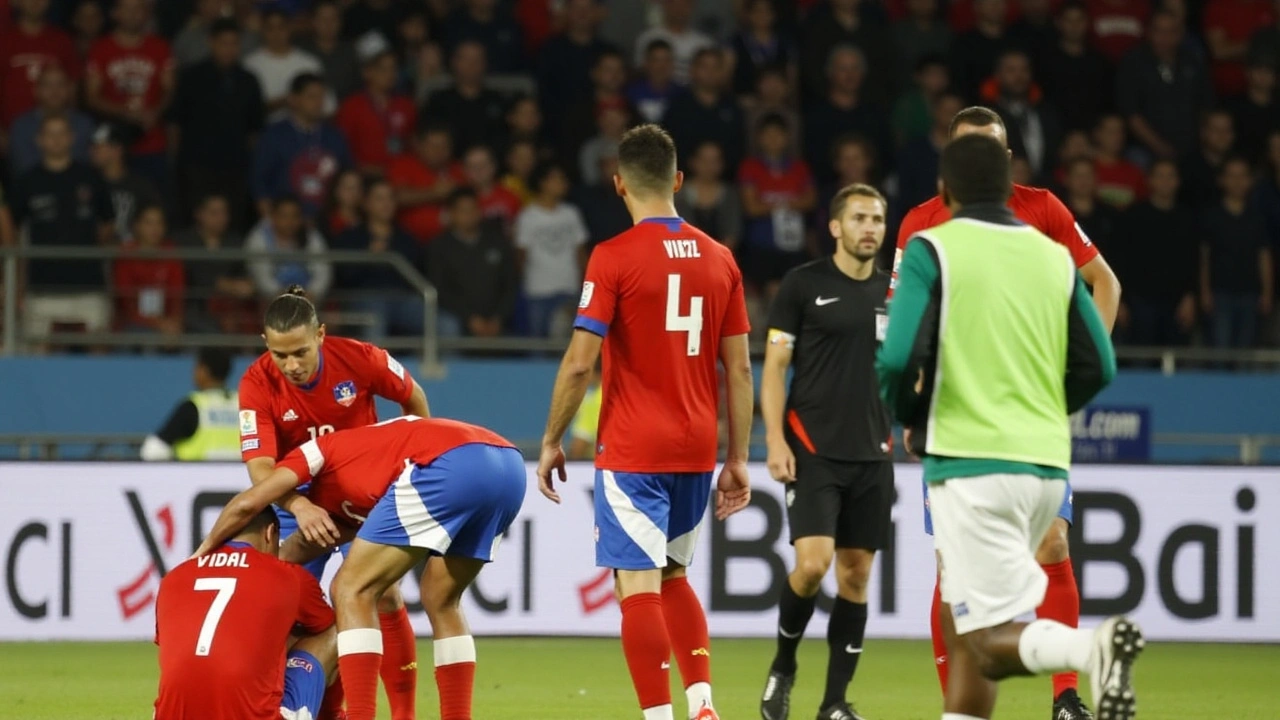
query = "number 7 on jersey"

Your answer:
(666, 273), (704, 356)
